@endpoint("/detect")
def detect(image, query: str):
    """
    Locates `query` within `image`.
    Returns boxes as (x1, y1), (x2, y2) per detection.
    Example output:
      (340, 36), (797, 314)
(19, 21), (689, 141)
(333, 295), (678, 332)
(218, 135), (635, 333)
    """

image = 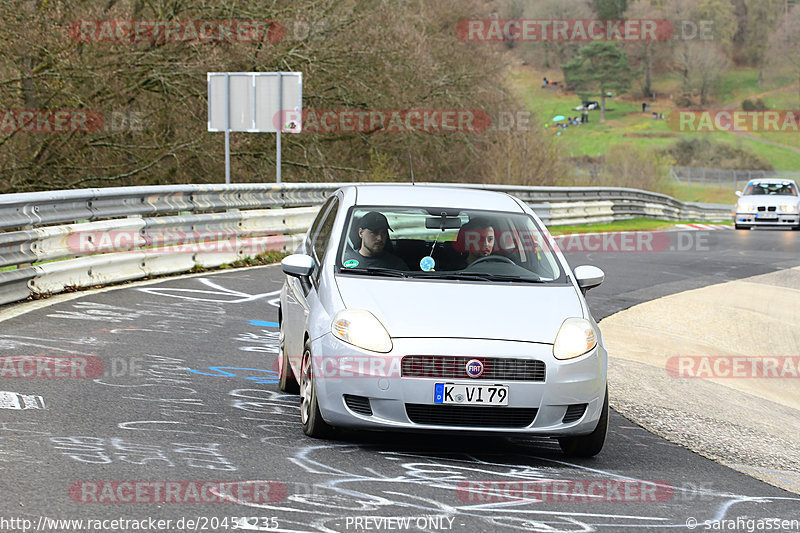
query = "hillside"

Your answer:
(511, 66), (800, 171)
